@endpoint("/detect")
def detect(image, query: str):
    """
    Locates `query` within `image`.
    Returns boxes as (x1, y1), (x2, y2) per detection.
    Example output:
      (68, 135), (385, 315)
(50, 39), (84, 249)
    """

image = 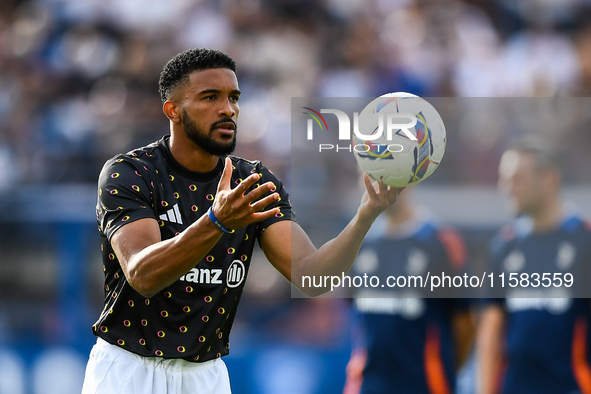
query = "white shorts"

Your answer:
(81, 338), (232, 394)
